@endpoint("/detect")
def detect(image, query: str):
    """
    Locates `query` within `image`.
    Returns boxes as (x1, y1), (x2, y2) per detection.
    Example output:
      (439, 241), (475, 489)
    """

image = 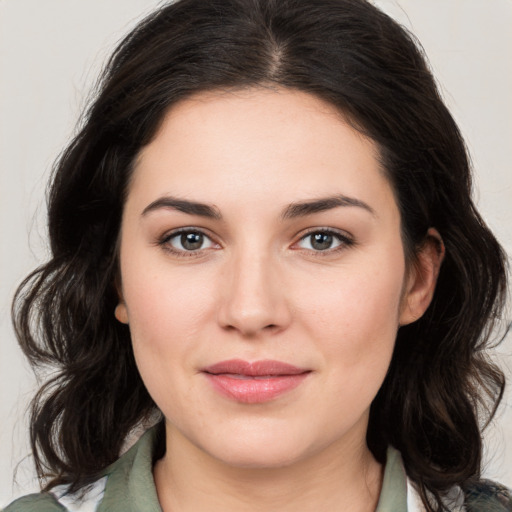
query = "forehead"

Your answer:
(128, 87), (396, 220)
